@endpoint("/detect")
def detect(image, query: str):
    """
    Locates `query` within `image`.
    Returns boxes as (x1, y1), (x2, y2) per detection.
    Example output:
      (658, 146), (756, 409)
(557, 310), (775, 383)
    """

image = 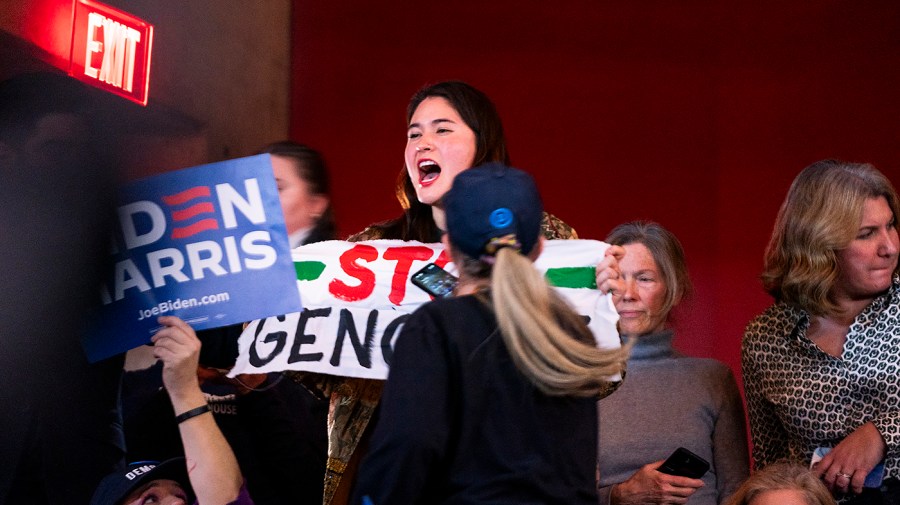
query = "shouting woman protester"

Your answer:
(291, 81), (625, 504)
